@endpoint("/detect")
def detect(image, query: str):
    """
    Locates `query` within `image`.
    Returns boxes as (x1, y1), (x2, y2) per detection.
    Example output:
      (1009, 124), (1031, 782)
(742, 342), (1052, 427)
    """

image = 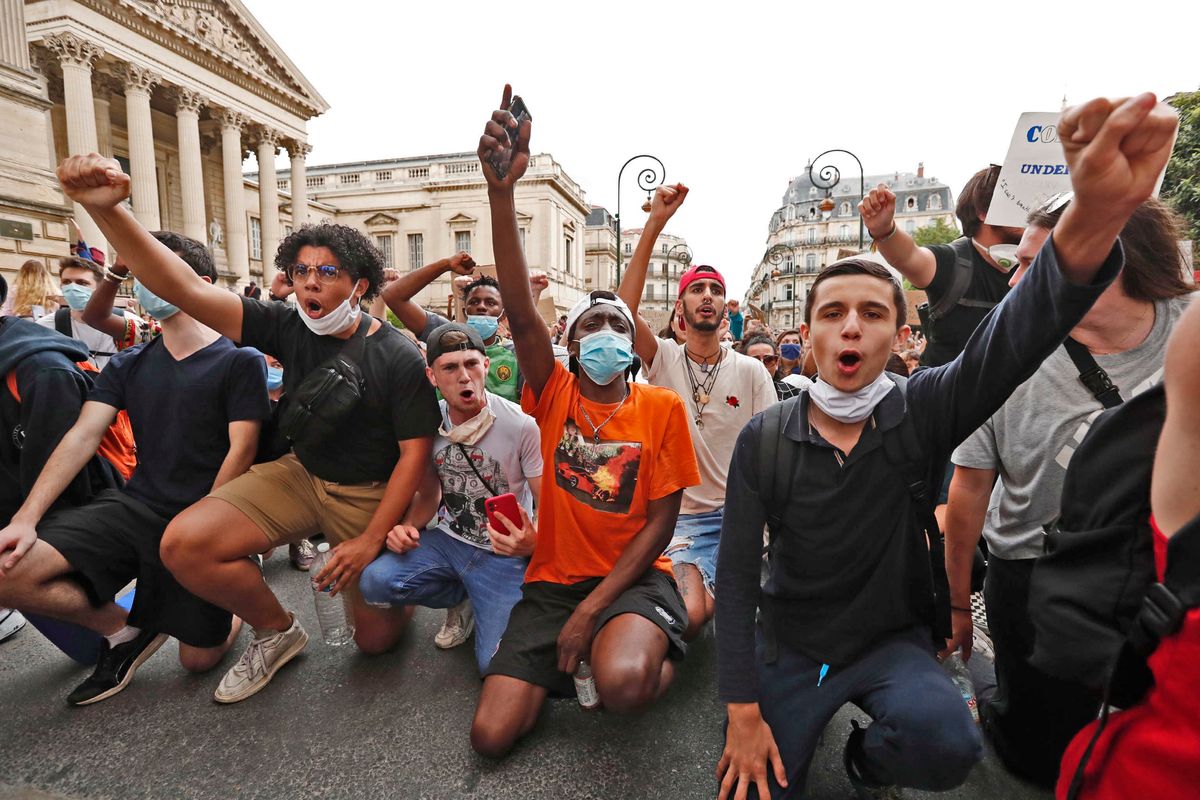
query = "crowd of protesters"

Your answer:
(0, 86), (1196, 800)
